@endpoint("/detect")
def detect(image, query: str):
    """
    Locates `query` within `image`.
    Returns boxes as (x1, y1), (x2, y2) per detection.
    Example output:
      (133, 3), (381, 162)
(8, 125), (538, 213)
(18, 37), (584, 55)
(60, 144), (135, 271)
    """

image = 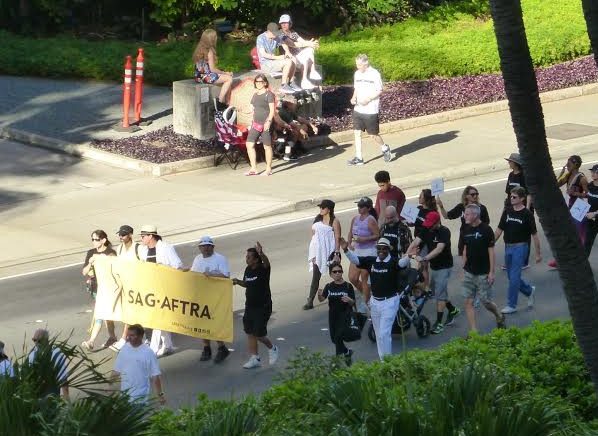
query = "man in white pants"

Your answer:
(341, 237), (409, 360)
(139, 224), (183, 357)
(278, 14), (322, 90)
(347, 54), (392, 166)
